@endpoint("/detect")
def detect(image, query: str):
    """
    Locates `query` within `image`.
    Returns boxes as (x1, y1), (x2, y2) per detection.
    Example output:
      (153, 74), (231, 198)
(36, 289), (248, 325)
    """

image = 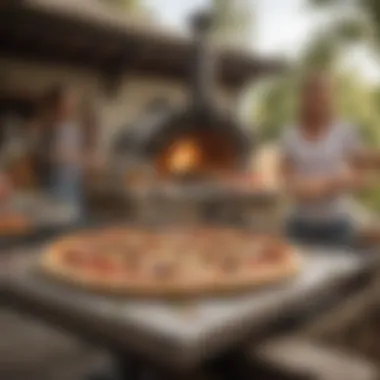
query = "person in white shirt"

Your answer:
(281, 73), (379, 245)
